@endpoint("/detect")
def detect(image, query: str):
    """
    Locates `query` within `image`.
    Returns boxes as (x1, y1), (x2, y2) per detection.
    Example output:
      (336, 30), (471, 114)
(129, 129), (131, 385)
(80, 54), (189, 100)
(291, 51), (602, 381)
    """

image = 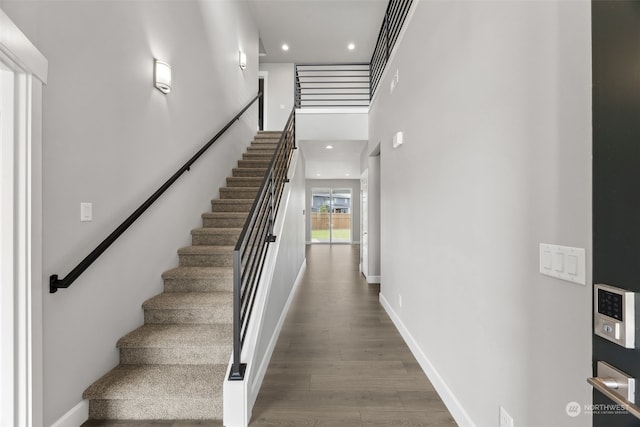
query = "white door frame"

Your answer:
(0, 8), (47, 427)
(258, 70), (268, 131)
(360, 170), (368, 277)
